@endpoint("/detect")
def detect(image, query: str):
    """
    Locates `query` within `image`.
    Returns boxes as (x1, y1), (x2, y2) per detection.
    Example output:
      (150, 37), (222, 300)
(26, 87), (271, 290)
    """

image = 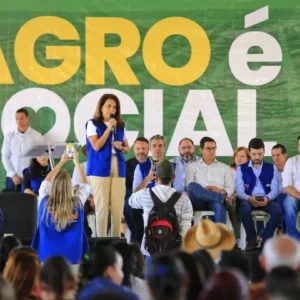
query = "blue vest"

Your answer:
(31, 196), (90, 264)
(240, 161), (274, 195)
(139, 159), (176, 188)
(86, 120), (126, 178)
(139, 159), (155, 188)
(21, 167), (45, 195)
